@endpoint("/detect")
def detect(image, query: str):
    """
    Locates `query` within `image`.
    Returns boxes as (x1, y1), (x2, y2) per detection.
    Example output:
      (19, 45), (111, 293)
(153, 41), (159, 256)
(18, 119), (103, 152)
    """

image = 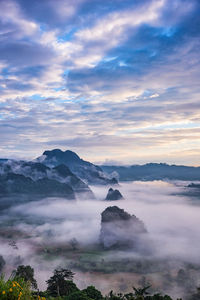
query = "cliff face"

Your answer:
(100, 206), (147, 250)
